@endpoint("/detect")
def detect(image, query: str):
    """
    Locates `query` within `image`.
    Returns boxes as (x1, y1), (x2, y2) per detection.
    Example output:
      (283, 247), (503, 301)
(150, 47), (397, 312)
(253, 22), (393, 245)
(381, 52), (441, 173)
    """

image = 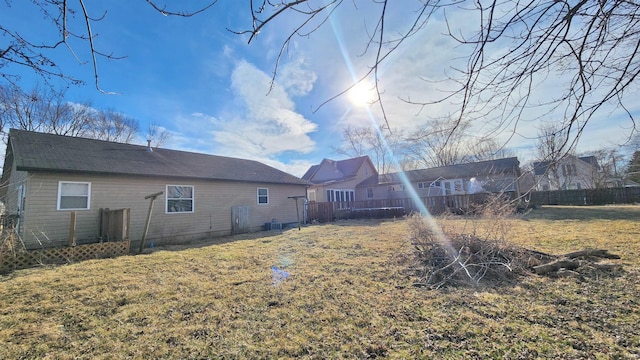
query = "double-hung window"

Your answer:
(166, 185), (194, 213)
(257, 188), (269, 204)
(58, 181), (91, 210)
